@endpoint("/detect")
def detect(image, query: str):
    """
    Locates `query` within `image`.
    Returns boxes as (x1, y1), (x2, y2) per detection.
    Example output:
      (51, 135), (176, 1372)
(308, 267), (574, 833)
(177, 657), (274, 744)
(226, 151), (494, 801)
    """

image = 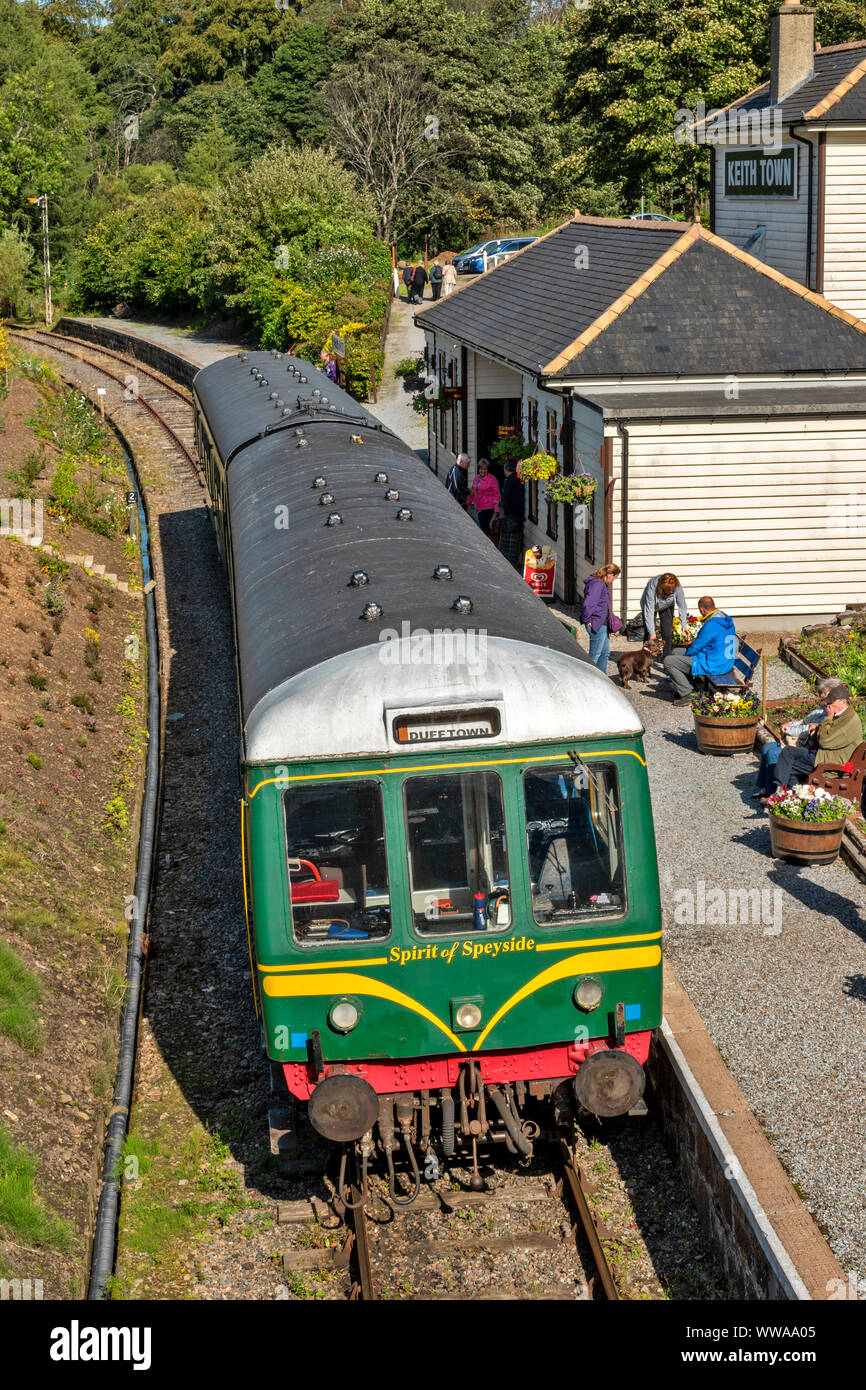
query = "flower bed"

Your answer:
(691, 690), (760, 755)
(794, 628), (866, 696)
